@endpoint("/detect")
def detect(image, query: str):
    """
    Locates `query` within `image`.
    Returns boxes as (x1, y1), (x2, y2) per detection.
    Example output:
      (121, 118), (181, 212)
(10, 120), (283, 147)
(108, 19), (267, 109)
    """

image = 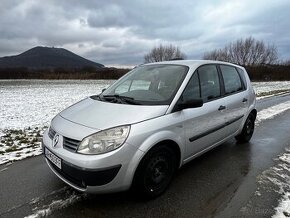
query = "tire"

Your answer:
(133, 145), (177, 199)
(235, 113), (255, 143)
